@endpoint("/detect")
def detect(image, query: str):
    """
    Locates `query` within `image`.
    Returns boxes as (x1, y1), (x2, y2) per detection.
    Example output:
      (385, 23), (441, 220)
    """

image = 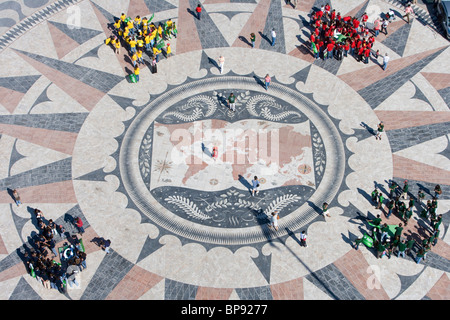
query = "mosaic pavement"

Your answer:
(0, 0), (449, 301)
